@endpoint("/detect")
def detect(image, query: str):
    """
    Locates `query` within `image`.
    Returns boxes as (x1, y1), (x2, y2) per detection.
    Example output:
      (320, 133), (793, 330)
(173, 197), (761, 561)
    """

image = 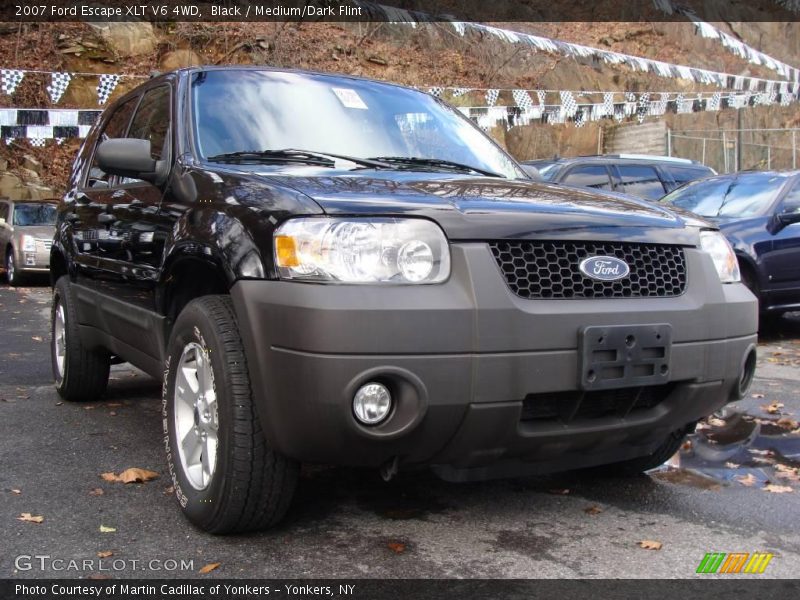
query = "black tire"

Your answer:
(51, 276), (111, 401)
(596, 423), (695, 476)
(6, 248), (22, 287)
(162, 295), (298, 534)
